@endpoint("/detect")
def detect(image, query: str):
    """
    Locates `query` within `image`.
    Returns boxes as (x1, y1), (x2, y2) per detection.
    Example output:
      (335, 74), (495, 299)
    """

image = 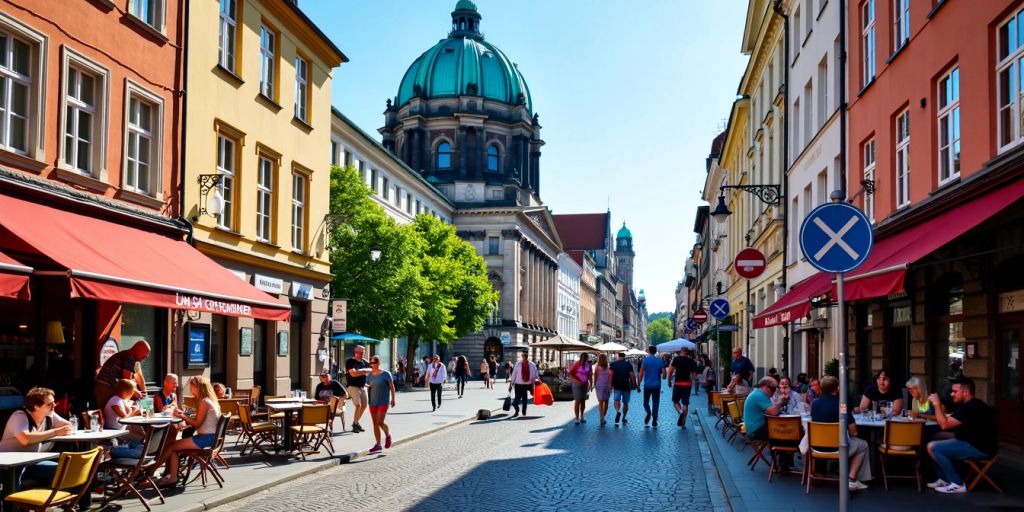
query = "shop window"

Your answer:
(931, 274), (965, 397)
(121, 304), (164, 387)
(210, 315), (227, 384)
